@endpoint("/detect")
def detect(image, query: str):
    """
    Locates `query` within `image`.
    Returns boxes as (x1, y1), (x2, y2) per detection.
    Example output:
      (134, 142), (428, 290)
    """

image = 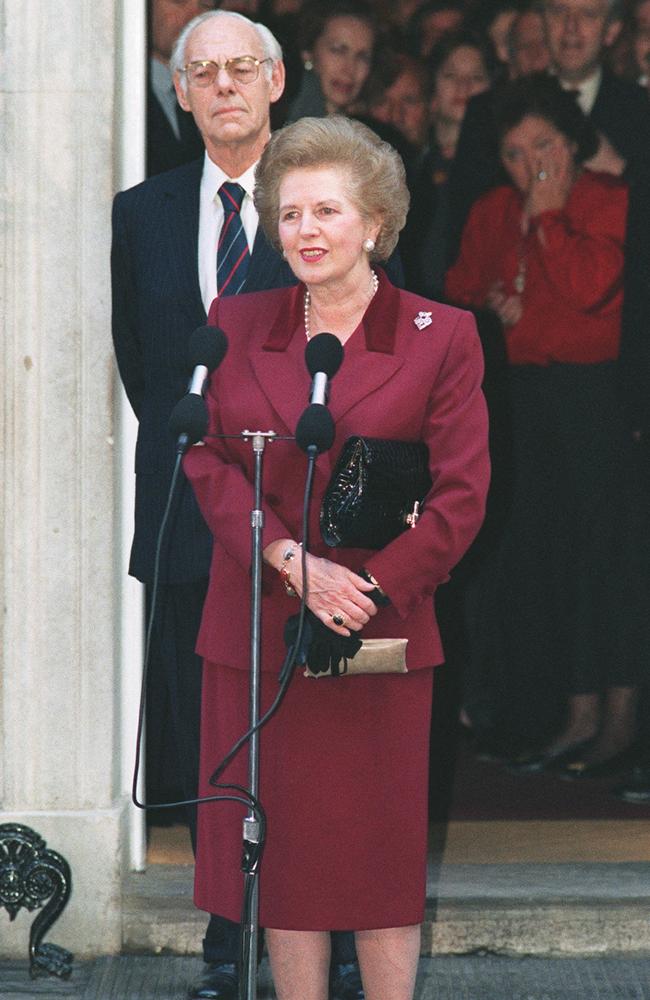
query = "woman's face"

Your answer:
(500, 114), (576, 194)
(431, 46), (490, 126)
(278, 165), (381, 291)
(634, 0), (650, 85)
(636, 0), (650, 30)
(634, 26), (650, 79)
(371, 69), (429, 147)
(306, 16), (375, 113)
(489, 9), (519, 63)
